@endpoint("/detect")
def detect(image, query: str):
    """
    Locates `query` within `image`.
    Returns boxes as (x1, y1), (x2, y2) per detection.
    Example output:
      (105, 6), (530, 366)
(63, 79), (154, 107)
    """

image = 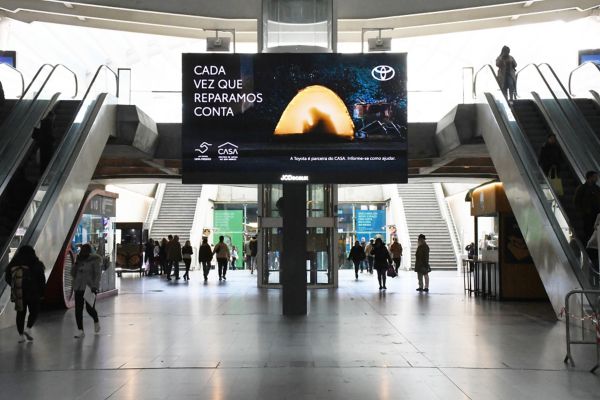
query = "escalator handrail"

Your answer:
(50, 64), (79, 99)
(476, 66), (598, 283)
(536, 63), (572, 100)
(81, 65), (119, 100)
(485, 89), (598, 280)
(0, 65), (117, 281)
(568, 61), (600, 96)
(515, 63), (554, 93)
(472, 64), (499, 100)
(0, 62), (25, 98)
